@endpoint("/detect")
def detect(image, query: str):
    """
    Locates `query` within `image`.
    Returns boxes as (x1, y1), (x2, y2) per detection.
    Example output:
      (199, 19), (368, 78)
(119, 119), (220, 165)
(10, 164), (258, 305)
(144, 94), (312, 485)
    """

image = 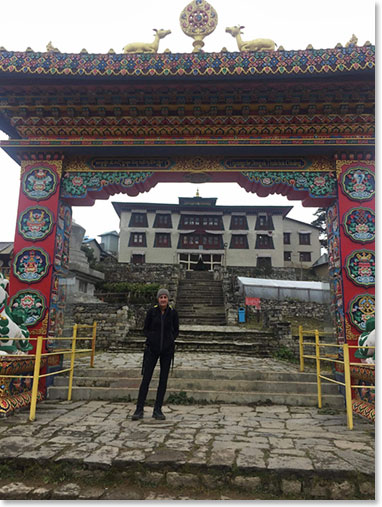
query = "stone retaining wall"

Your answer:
(66, 262), (333, 355)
